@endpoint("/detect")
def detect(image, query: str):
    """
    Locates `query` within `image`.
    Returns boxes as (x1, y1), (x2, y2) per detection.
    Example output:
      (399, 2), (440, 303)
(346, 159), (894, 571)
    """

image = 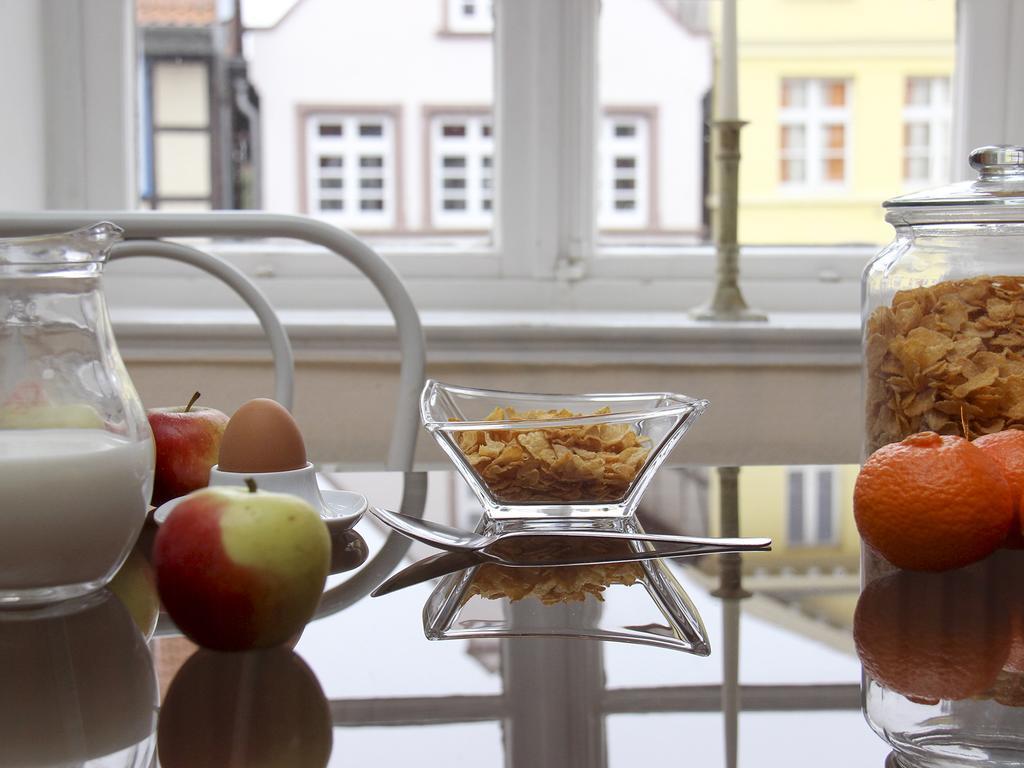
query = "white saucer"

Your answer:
(153, 488), (367, 532)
